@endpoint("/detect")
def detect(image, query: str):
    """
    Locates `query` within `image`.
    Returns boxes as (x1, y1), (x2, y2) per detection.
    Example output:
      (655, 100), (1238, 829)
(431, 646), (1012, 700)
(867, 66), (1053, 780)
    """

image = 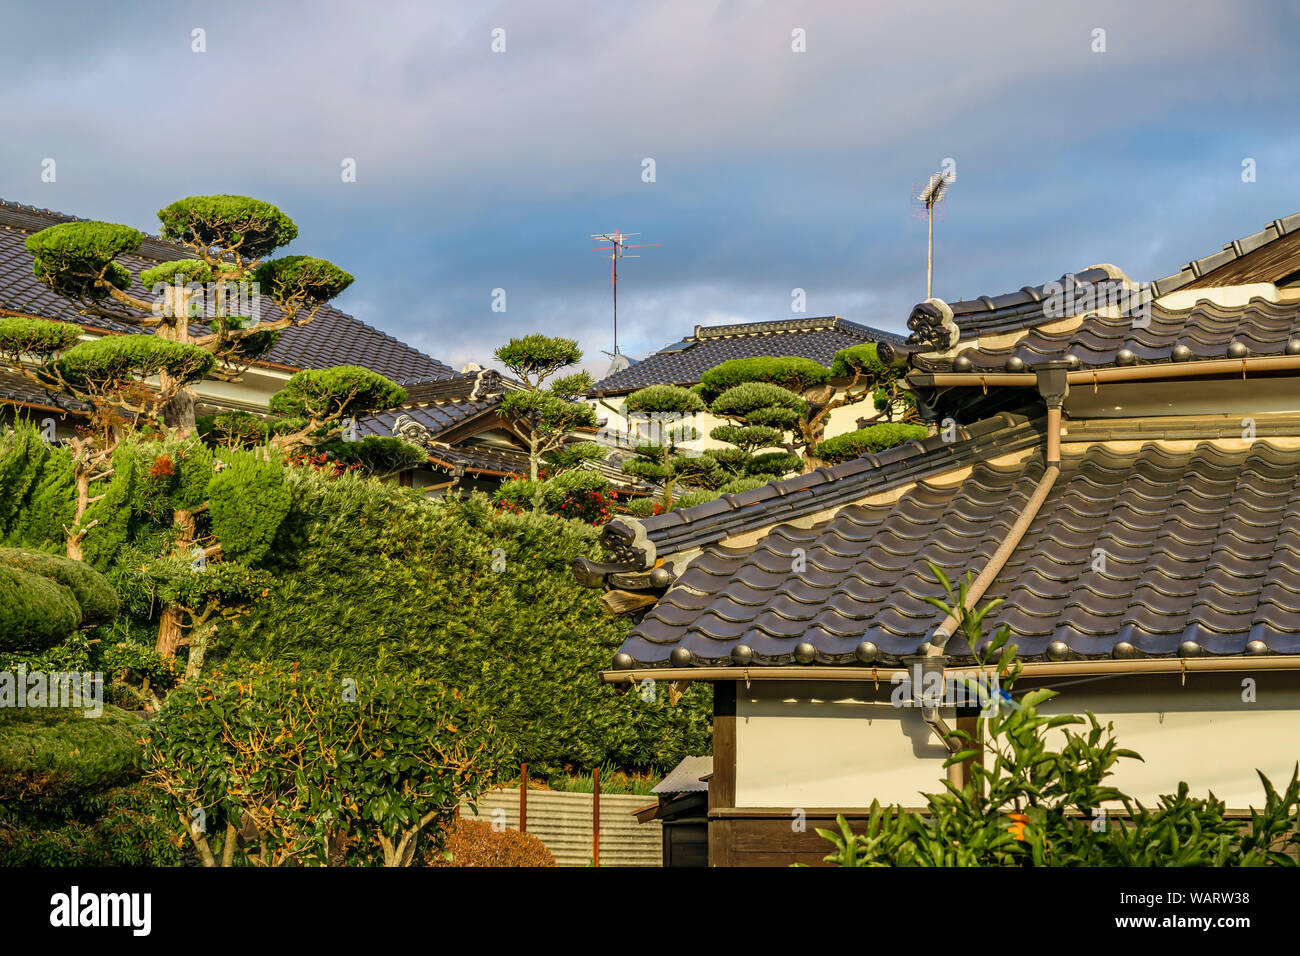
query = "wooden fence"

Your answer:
(458, 787), (662, 867)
